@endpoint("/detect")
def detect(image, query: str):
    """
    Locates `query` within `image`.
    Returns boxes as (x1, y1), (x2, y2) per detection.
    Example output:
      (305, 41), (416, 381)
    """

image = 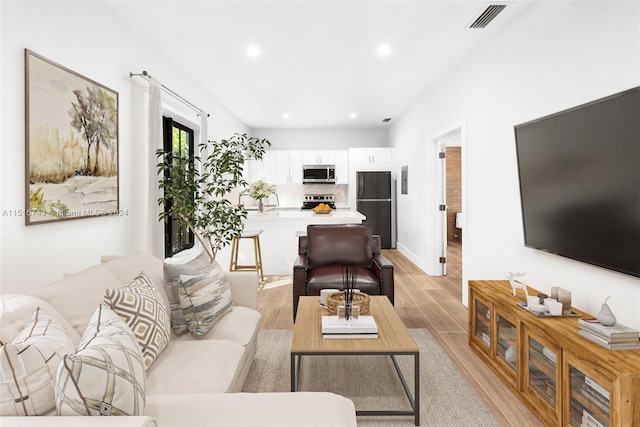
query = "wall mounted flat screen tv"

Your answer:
(515, 87), (640, 278)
